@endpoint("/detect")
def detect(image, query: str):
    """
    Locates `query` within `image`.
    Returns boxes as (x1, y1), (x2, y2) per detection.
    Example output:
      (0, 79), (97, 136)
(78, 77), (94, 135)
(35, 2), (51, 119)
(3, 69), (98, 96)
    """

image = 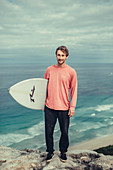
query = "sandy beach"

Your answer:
(69, 134), (113, 151)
